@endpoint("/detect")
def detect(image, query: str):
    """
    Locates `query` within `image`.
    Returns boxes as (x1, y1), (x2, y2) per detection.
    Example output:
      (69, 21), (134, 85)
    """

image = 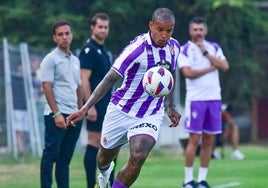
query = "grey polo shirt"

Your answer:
(40, 47), (81, 115)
